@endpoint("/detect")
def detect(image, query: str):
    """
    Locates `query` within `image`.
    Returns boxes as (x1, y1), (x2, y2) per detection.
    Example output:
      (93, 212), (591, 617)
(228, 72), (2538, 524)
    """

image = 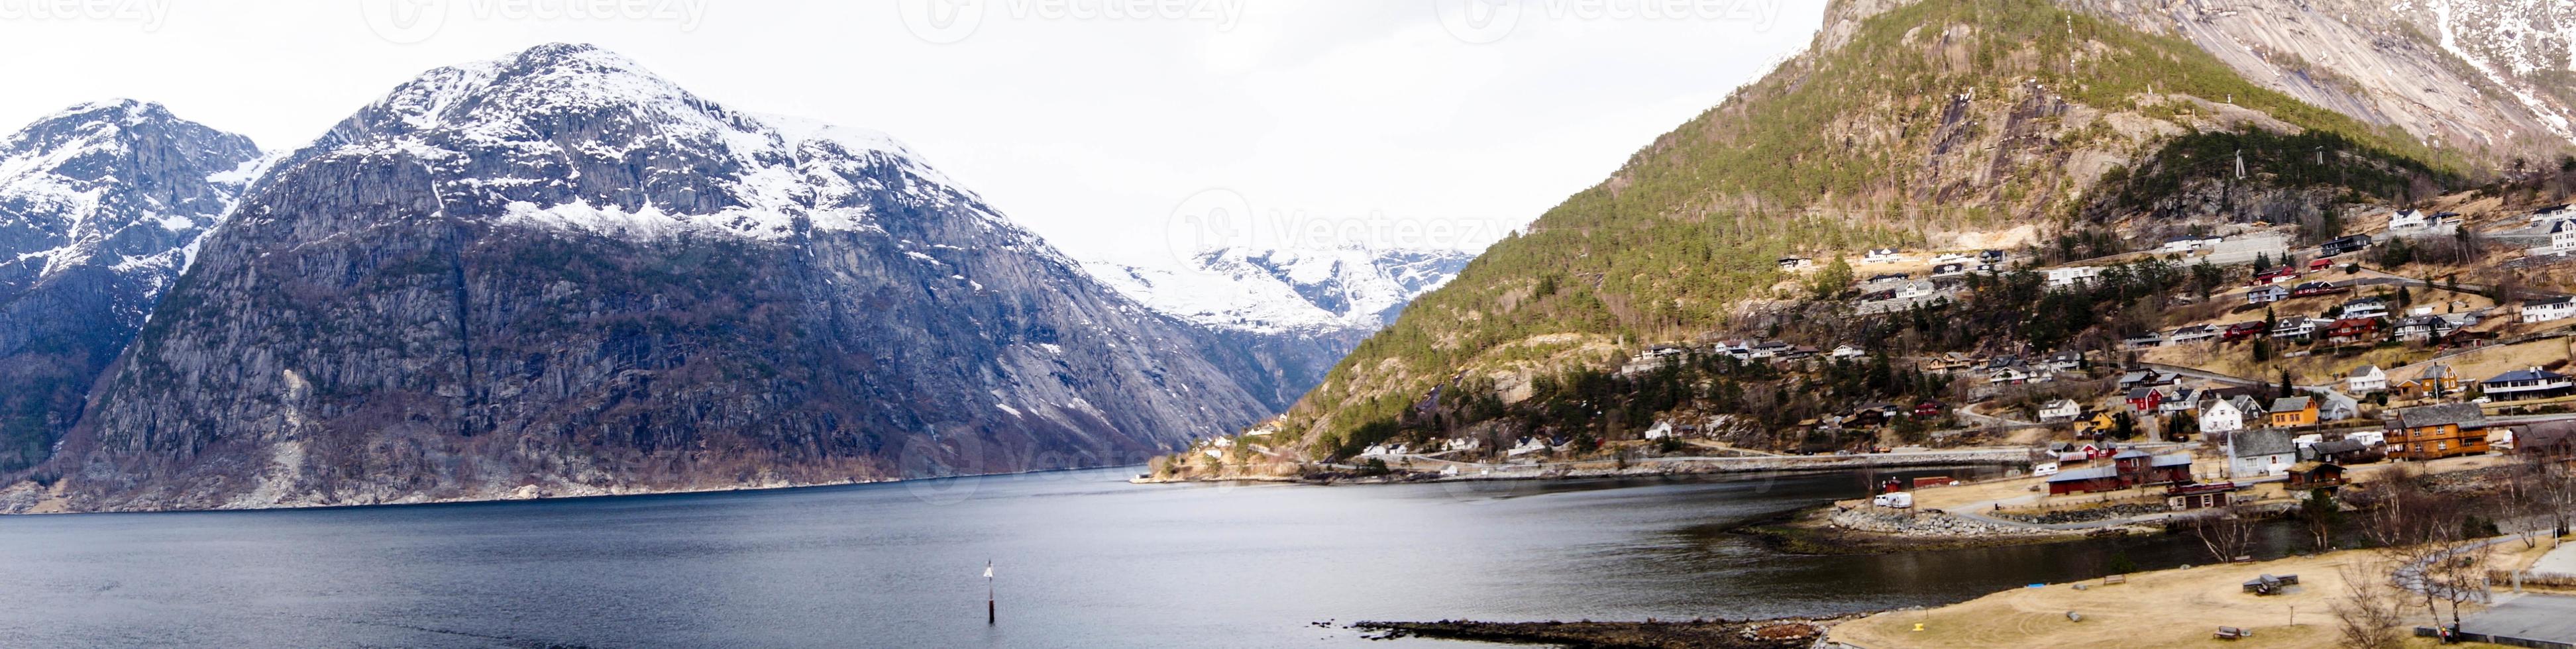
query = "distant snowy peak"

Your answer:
(0, 99), (259, 287)
(1087, 246), (1476, 334)
(286, 42), (1012, 244)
